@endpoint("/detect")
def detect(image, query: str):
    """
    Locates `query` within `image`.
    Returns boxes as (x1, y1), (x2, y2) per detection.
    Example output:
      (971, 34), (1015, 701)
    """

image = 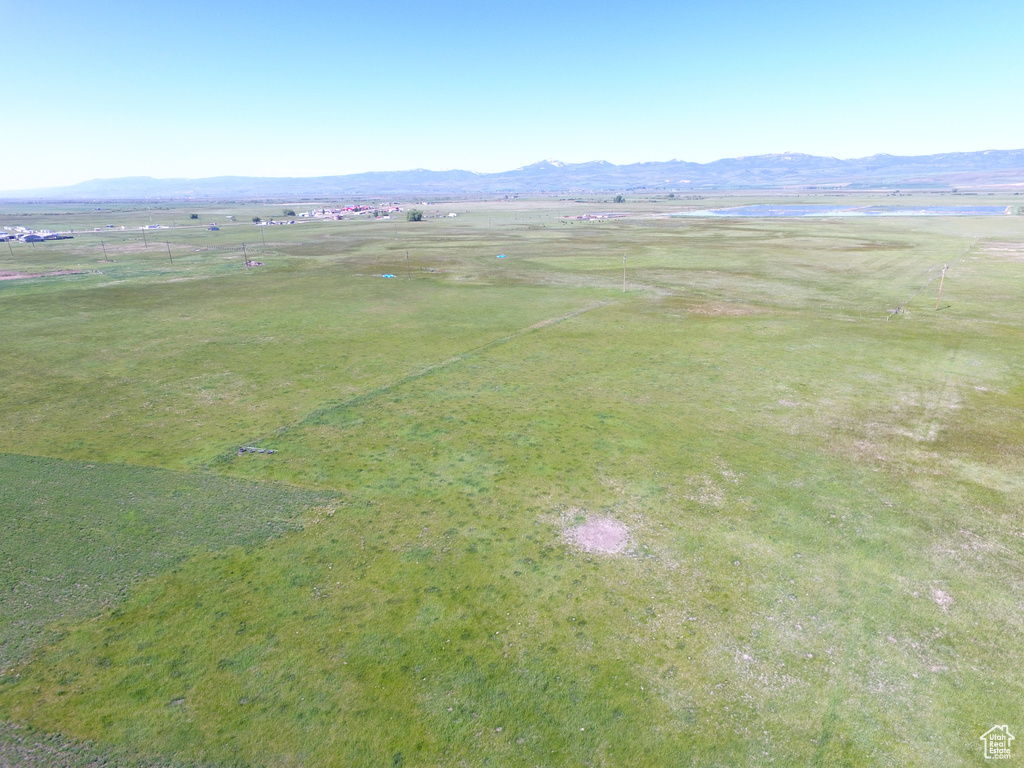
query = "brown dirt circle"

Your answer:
(564, 515), (629, 554)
